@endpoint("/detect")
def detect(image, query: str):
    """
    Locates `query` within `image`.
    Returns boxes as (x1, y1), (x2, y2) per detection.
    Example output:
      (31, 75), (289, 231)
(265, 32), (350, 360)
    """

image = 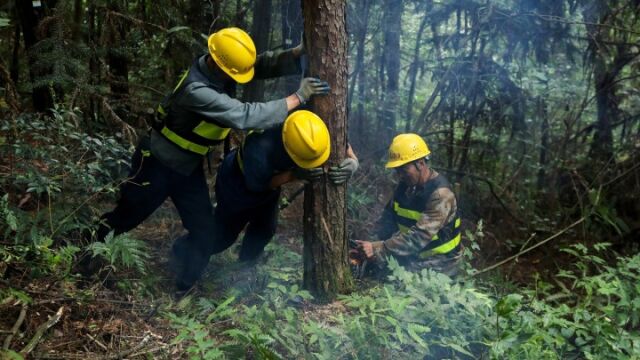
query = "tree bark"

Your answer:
(302, 0), (352, 300)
